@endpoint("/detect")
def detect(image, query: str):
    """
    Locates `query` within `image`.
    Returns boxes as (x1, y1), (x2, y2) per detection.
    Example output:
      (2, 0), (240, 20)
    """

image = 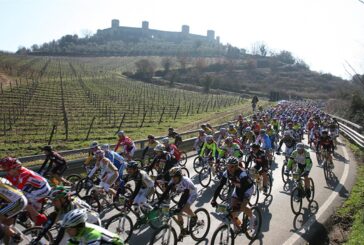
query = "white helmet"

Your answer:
(61, 209), (88, 228)
(161, 137), (169, 144)
(101, 144), (110, 151)
(154, 144), (165, 152)
(89, 141), (98, 149)
(117, 131), (125, 136)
